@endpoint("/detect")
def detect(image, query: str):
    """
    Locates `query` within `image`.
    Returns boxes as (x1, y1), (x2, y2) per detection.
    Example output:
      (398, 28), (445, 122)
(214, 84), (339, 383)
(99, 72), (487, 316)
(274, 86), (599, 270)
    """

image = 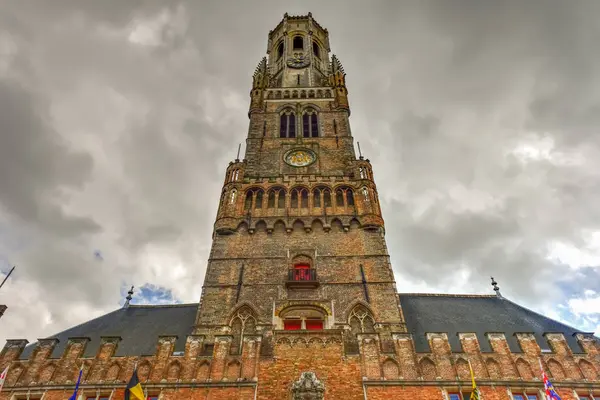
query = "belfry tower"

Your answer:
(194, 11), (405, 362)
